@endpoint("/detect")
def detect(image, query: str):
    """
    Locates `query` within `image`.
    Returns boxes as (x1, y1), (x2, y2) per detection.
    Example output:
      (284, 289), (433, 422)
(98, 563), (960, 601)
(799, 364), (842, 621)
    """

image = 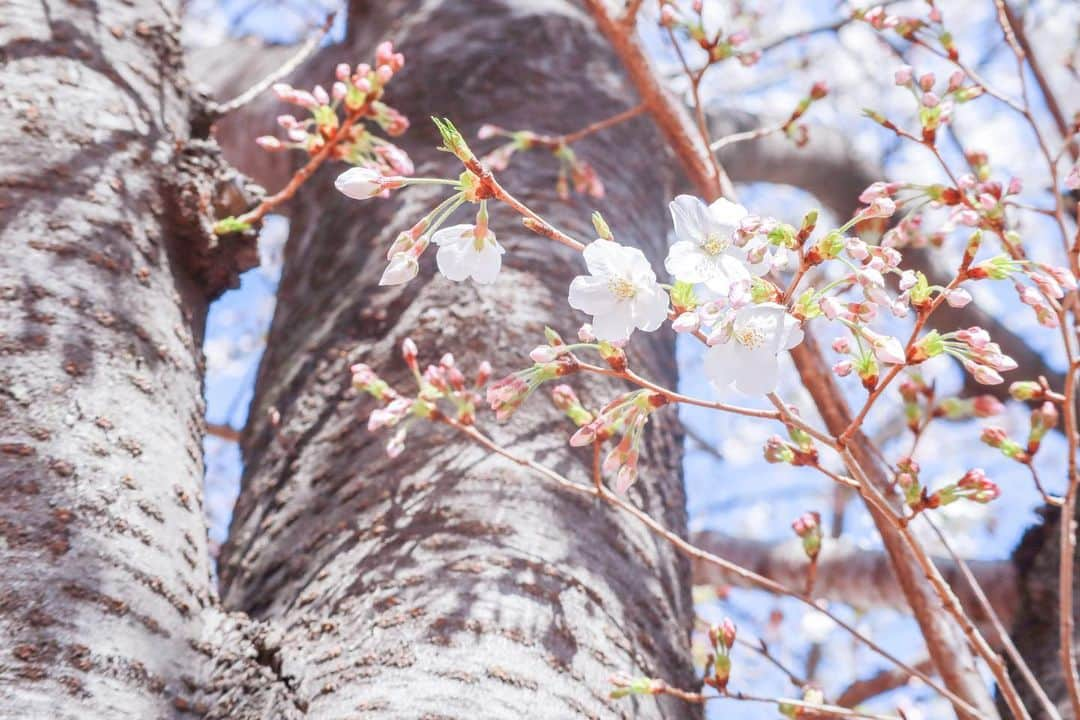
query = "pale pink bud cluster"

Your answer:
(570, 390), (666, 493)
(945, 327), (1017, 385)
